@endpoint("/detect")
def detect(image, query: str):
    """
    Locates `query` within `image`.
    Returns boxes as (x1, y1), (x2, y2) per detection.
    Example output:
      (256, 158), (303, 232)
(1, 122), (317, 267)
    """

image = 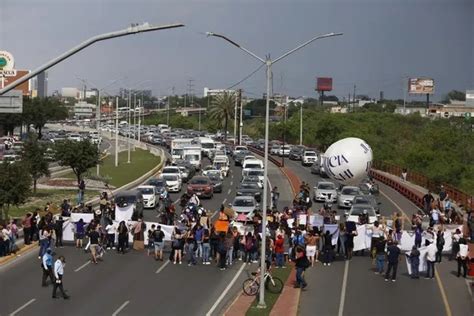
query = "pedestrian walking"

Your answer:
(202, 228), (211, 264)
(436, 230), (445, 263)
(42, 249), (54, 286)
(38, 227), (51, 259)
(457, 238), (468, 278)
(52, 256), (70, 299)
(22, 213), (33, 245)
(275, 234), (285, 268)
(88, 226), (100, 264)
(271, 186), (280, 209)
(78, 179), (86, 204)
(408, 245), (420, 279)
(217, 232), (228, 270)
(294, 246), (309, 289)
(374, 237), (386, 275)
(384, 241), (401, 282)
(105, 220), (116, 250)
(74, 219), (85, 249)
(425, 240), (437, 279)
